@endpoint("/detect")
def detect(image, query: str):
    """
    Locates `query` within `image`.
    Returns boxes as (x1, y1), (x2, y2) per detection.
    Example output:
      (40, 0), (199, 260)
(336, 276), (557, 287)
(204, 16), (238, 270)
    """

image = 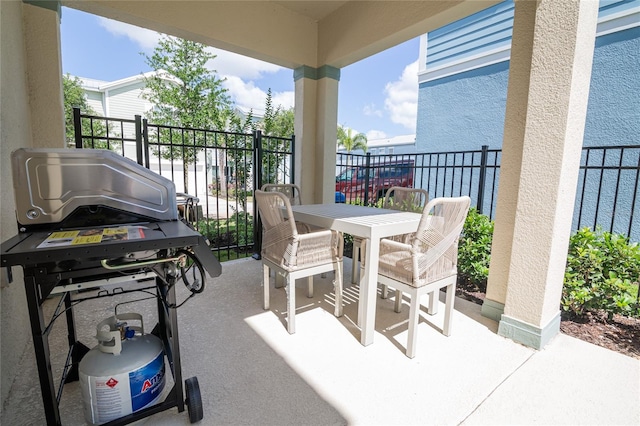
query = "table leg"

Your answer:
(358, 237), (380, 346)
